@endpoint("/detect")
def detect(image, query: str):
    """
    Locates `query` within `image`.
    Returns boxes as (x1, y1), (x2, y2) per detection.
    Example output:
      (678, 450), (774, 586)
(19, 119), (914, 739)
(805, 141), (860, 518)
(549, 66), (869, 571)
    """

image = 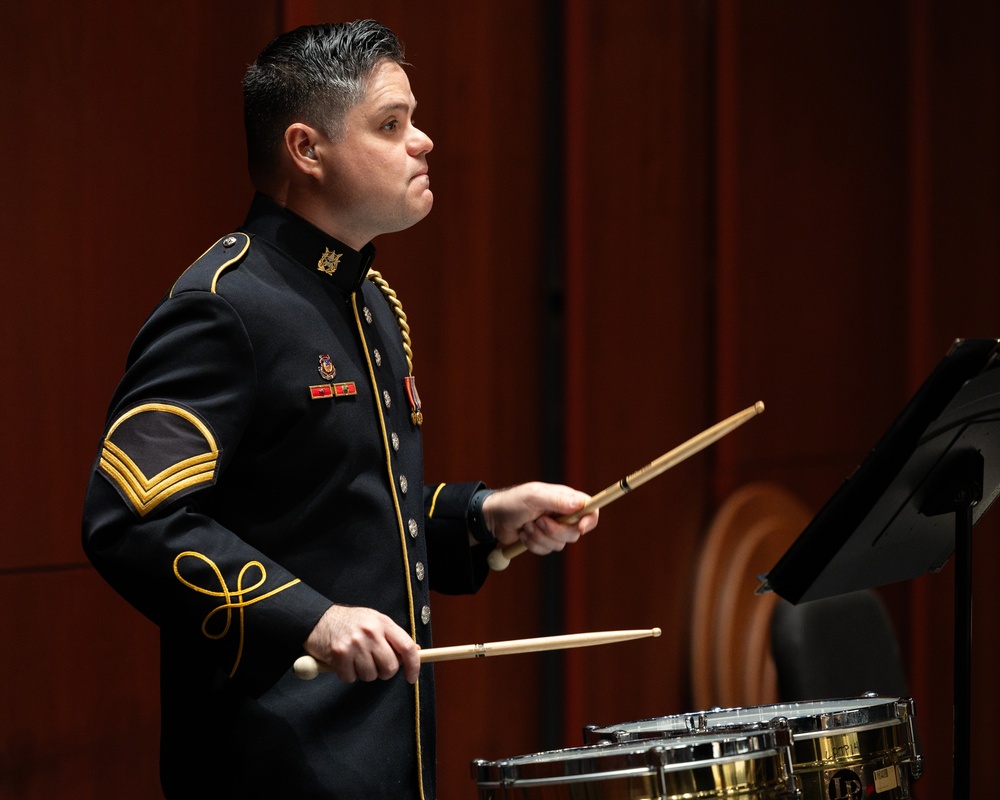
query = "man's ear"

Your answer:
(284, 123), (323, 175)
